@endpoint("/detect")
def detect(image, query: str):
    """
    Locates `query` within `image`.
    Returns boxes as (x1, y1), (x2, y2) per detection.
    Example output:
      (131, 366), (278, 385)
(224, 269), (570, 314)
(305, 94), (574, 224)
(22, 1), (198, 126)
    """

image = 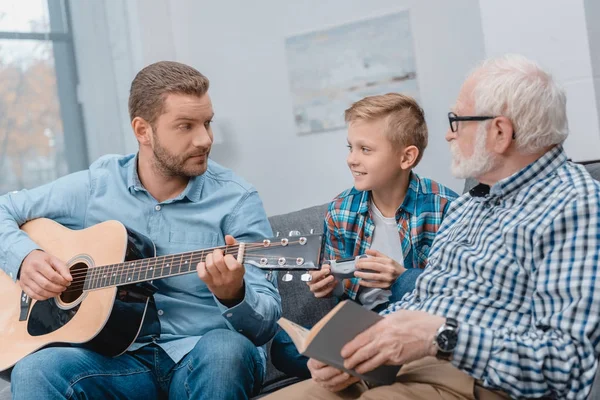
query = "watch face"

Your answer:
(436, 330), (458, 352)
